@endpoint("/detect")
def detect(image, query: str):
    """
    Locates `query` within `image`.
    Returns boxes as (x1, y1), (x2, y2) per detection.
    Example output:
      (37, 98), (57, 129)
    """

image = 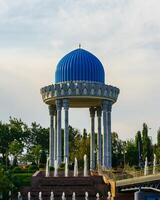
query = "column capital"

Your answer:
(48, 105), (56, 116)
(89, 107), (95, 118)
(102, 100), (112, 112)
(56, 99), (62, 111)
(97, 107), (102, 117)
(63, 99), (69, 110)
